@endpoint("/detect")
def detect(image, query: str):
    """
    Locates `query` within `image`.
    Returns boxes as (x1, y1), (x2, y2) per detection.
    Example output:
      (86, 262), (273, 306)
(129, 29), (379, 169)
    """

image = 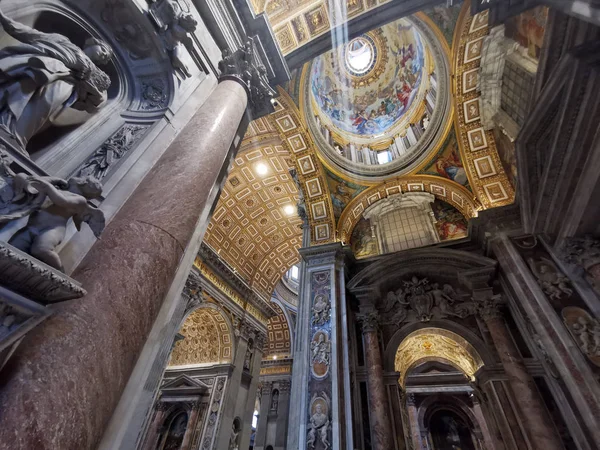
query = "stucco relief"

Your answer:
(382, 276), (476, 324)
(307, 392), (331, 450)
(310, 330), (330, 378)
(562, 307), (600, 367)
